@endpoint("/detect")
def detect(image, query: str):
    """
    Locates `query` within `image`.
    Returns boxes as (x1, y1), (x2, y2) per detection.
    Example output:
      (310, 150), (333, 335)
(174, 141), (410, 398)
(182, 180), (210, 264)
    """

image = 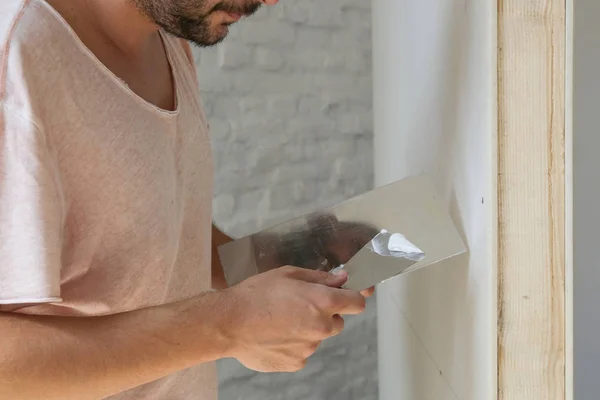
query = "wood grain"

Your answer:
(497, 0), (566, 399)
